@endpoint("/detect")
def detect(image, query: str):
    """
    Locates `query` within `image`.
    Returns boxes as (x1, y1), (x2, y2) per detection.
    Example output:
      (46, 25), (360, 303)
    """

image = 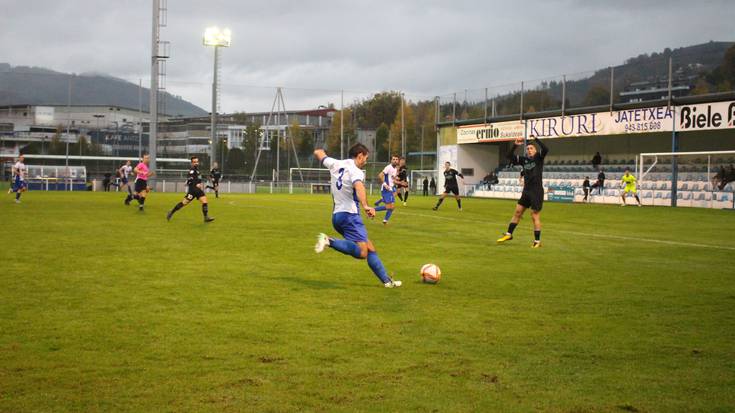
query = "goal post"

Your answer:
(289, 168), (331, 183)
(638, 150), (735, 208)
(410, 169), (439, 194)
